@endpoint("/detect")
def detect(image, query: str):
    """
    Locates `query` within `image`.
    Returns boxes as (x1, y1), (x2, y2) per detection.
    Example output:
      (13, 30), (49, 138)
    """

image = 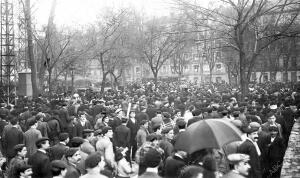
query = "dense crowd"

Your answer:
(0, 80), (299, 178)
